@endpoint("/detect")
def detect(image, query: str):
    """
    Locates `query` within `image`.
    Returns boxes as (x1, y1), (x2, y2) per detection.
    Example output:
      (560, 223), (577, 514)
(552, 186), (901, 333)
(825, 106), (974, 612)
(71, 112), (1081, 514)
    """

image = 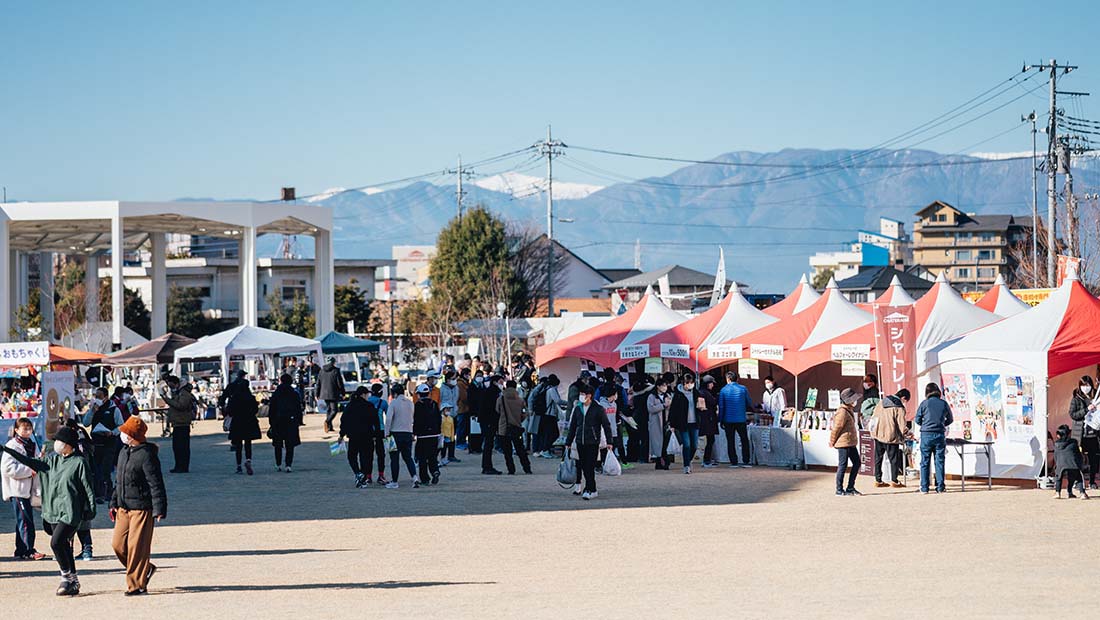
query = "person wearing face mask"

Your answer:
(760, 376), (787, 428)
(479, 375), (505, 475)
(467, 372), (486, 454)
(439, 370), (459, 465)
(565, 383), (614, 499)
(647, 378), (673, 470)
(859, 375), (881, 426)
(698, 375), (720, 467)
(2, 417), (46, 560)
(870, 389), (911, 488)
(82, 386), (126, 503)
(668, 373), (701, 474)
(1, 426), (95, 596)
(718, 372), (754, 468)
(122, 386), (140, 420)
(110, 417), (167, 595)
(1068, 375), (1100, 489)
(366, 383), (392, 484)
(162, 376), (196, 474)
